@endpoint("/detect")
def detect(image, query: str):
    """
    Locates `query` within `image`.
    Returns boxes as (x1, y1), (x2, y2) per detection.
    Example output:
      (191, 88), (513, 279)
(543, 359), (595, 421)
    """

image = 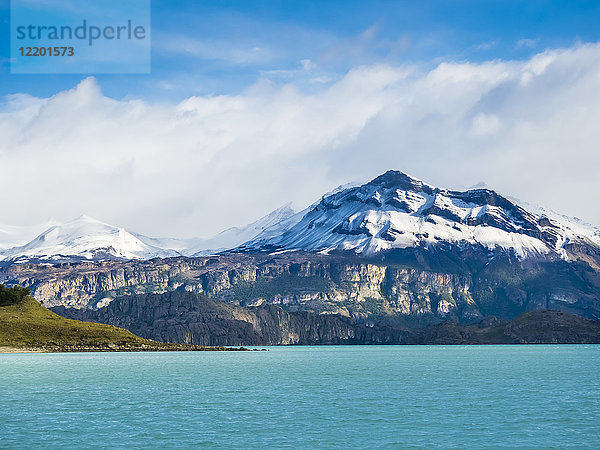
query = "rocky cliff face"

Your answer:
(52, 291), (409, 346)
(3, 247), (600, 323)
(0, 258), (202, 309)
(52, 291), (600, 346)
